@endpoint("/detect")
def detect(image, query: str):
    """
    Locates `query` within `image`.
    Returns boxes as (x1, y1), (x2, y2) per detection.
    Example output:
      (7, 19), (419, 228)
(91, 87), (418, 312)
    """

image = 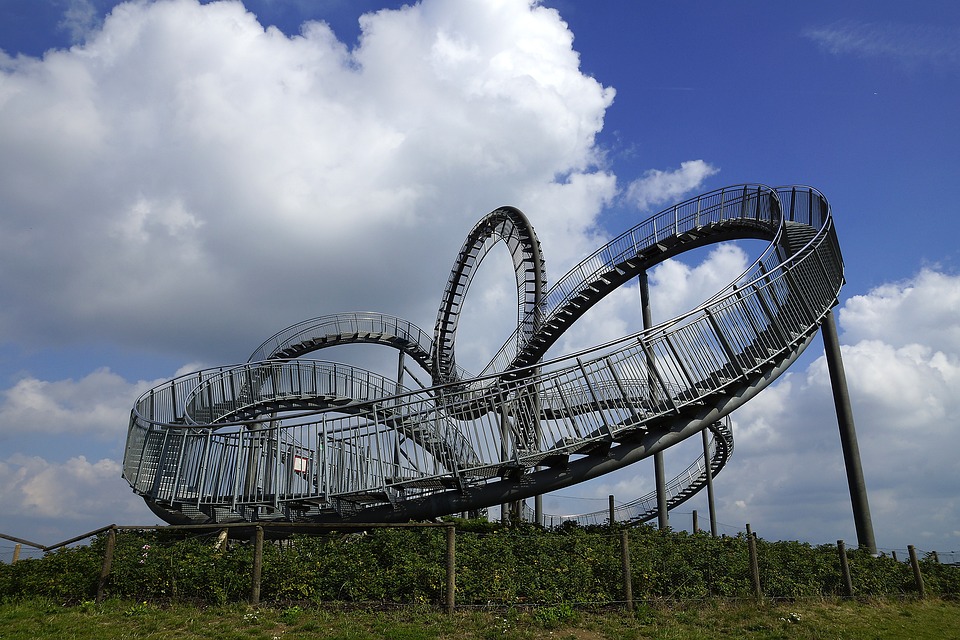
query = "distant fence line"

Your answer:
(3, 520), (956, 610)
